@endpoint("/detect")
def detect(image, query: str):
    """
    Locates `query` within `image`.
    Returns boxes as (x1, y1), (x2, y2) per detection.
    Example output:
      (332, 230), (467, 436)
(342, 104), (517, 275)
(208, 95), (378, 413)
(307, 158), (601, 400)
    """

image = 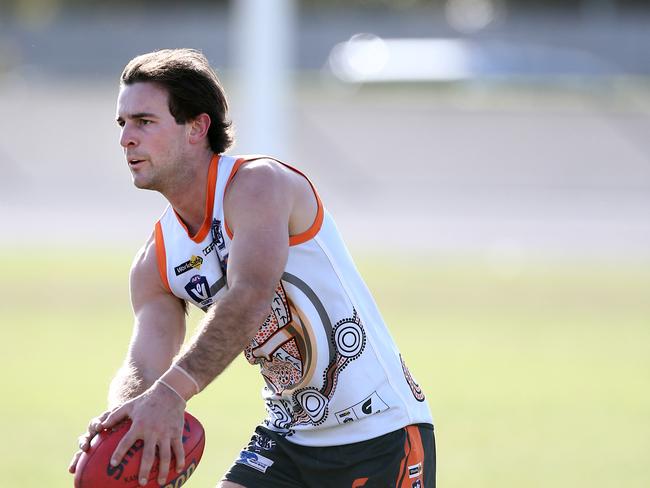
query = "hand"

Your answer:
(68, 410), (111, 473)
(101, 382), (186, 486)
